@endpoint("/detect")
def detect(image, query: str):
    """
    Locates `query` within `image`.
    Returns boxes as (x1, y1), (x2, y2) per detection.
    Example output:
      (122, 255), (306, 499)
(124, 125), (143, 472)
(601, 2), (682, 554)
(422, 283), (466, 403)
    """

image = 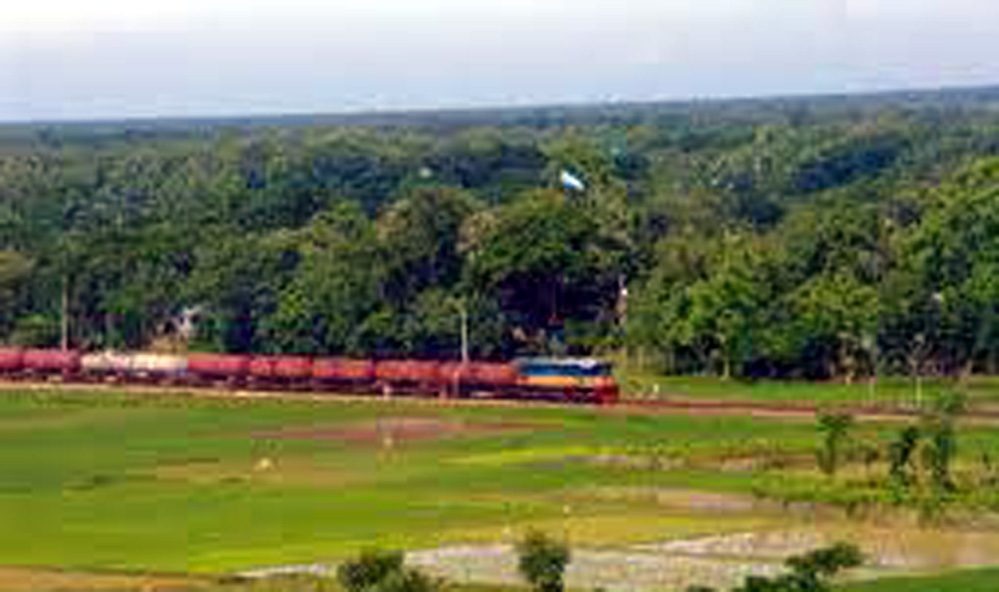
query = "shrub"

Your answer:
(691, 543), (864, 592)
(816, 412), (854, 478)
(372, 568), (439, 592)
(336, 549), (405, 592)
(921, 391), (966, 494)
(8, 314), (60, 347)
(785, 542), (864, 580)
(516, 530), (571, 592)
(243, 574), (338, 592)
(888, 425), (921, 492)
(731, 542), (864, 592)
